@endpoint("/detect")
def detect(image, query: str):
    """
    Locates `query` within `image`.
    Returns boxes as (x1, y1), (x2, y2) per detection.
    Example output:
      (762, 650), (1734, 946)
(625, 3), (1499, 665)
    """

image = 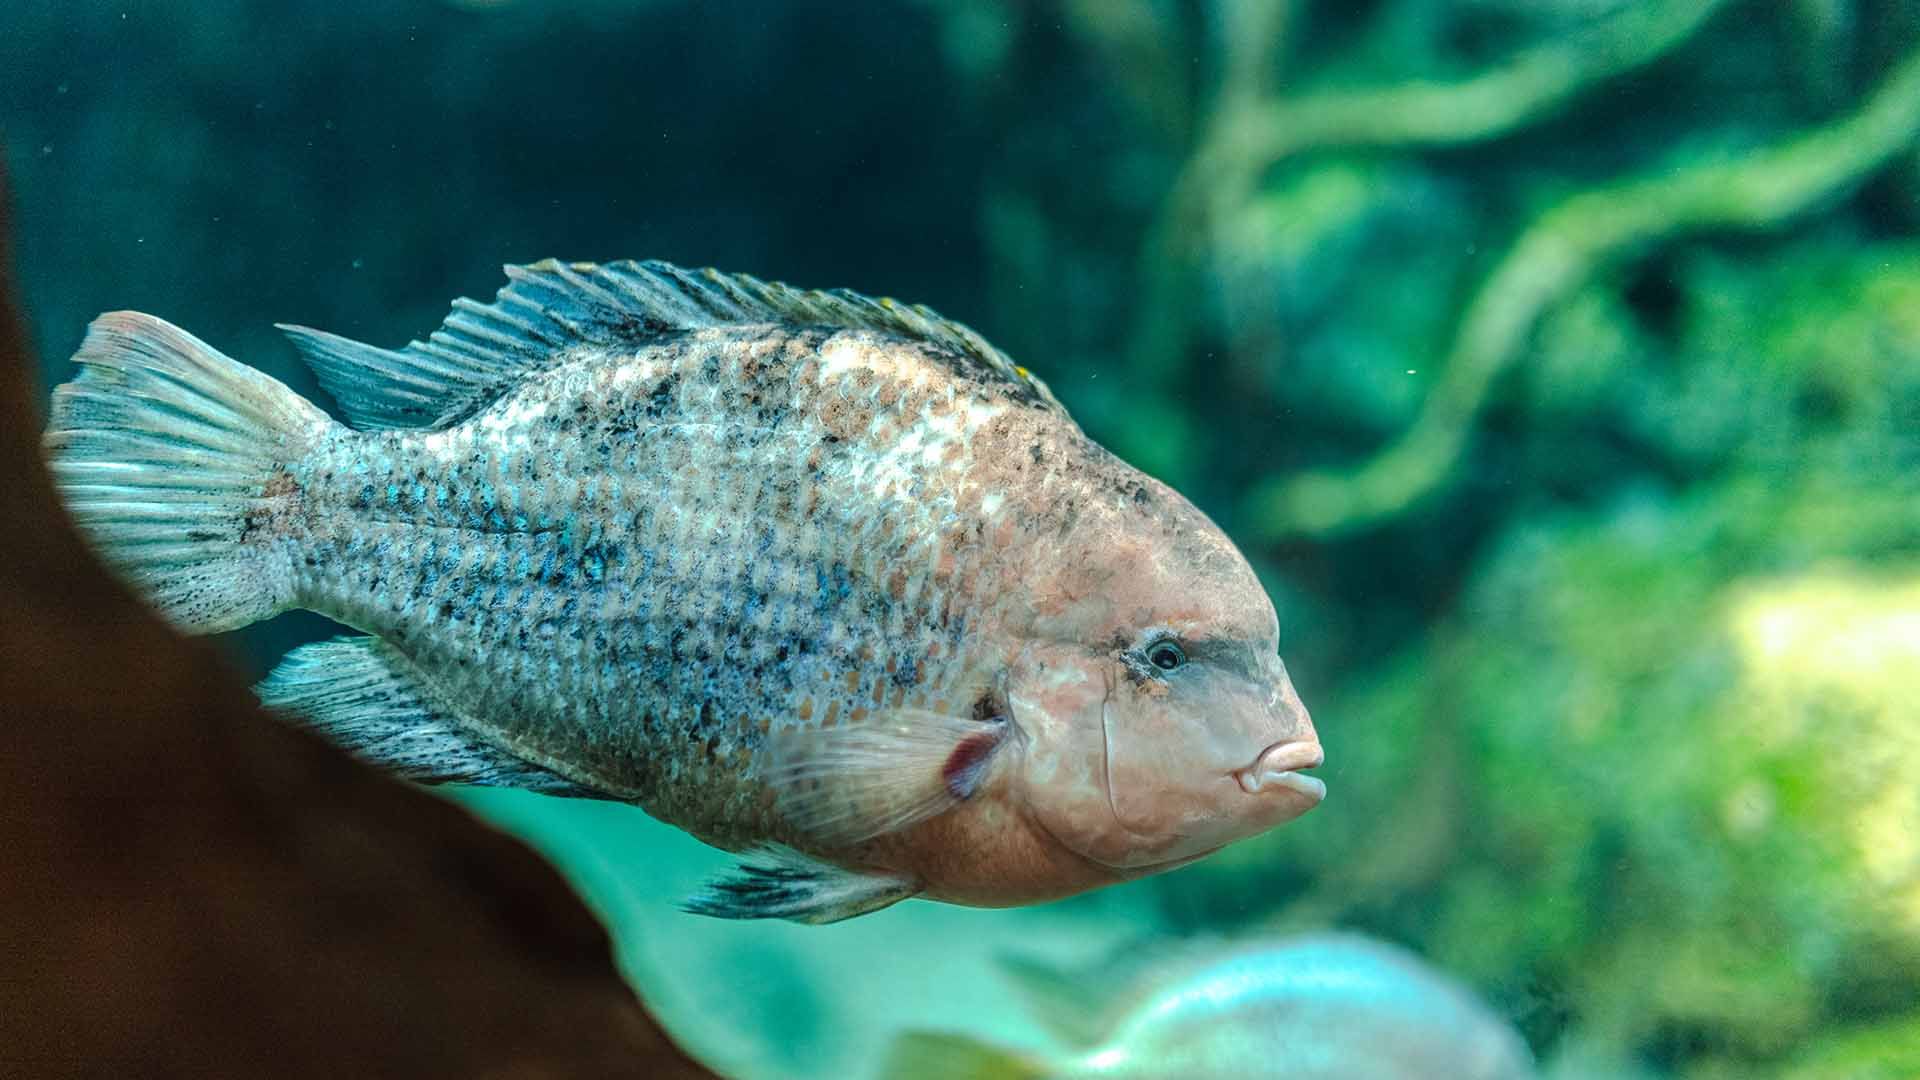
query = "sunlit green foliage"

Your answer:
(910, 1), (1920, 1072)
